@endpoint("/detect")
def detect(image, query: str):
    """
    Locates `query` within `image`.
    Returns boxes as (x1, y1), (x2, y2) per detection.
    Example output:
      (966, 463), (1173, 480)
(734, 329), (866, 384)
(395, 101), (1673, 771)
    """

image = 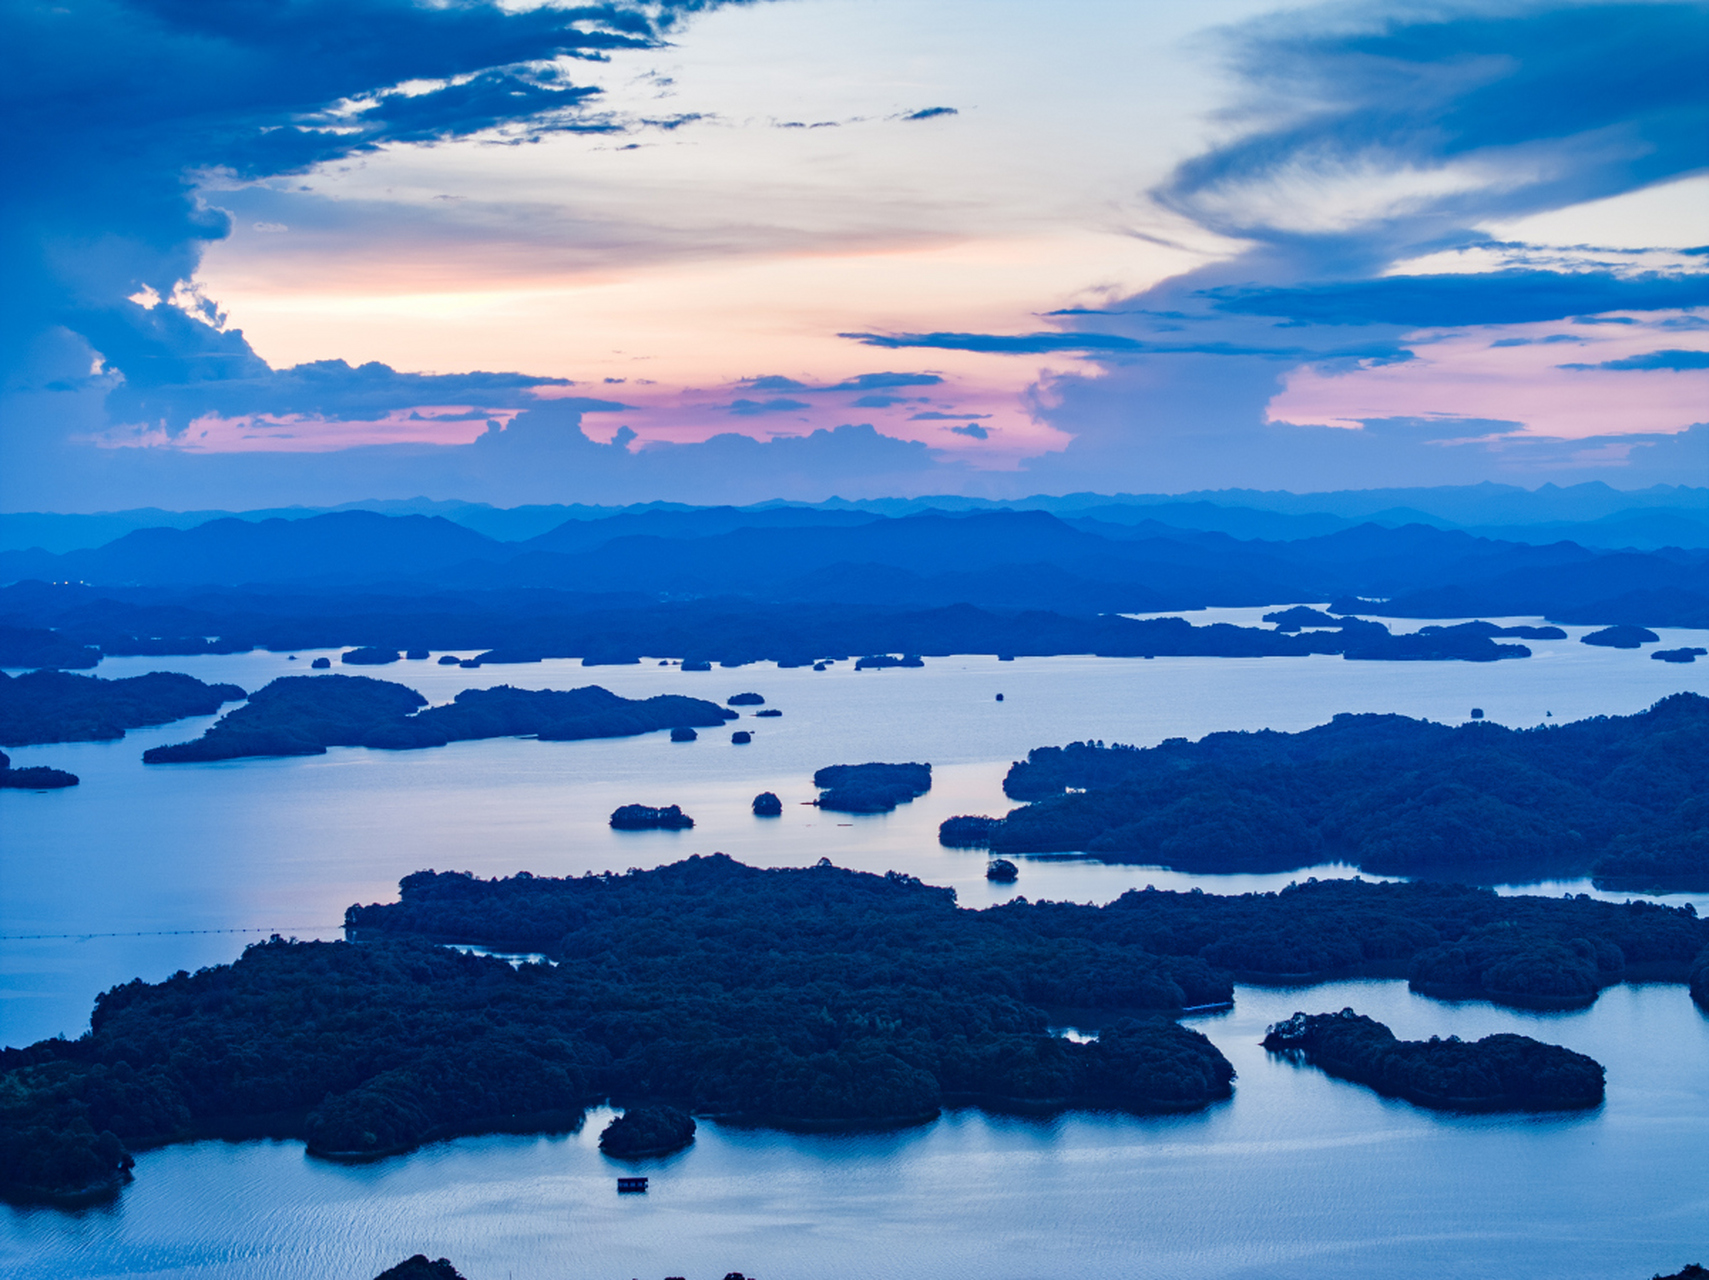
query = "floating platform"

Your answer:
(617, 1177), (649, 1193)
